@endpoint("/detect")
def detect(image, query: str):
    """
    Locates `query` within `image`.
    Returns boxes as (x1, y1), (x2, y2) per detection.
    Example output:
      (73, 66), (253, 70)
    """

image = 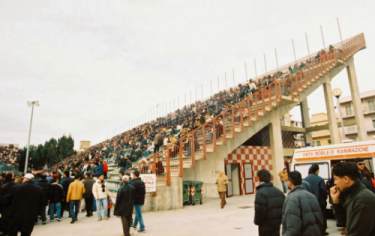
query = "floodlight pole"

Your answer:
(24, 101), (39, 174)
